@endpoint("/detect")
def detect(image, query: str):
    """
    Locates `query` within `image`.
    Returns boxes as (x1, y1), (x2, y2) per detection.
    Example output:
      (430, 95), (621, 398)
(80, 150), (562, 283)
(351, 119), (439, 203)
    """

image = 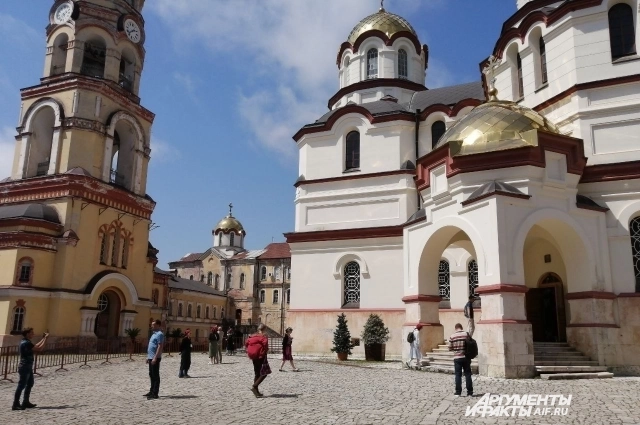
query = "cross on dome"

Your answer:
(482, 55), (500, 101)
(380, 0), (385, 12)
(228, 203), (233, 217)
